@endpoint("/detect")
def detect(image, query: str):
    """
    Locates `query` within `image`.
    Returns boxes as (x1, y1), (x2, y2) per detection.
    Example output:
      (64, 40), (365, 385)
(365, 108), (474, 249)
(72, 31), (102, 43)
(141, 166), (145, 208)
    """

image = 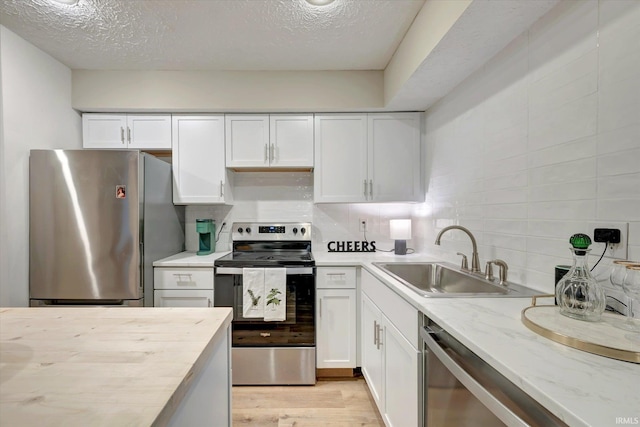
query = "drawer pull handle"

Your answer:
(173, 273), (194, 285)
